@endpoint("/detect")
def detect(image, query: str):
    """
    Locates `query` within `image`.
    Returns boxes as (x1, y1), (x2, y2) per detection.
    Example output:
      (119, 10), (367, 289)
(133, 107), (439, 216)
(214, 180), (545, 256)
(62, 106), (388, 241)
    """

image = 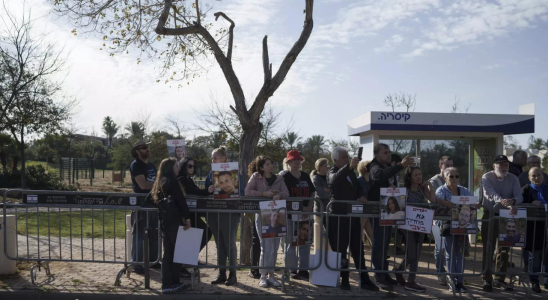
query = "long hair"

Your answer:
(152, 157), (183, 203)
(212, 146), (227, 162)
(178, 156), (194, 177)
(404, 166), (421, 189)
(387, 196), (401, 213)
(310, 158), (329, 177)
(248, 155), (273, 177)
